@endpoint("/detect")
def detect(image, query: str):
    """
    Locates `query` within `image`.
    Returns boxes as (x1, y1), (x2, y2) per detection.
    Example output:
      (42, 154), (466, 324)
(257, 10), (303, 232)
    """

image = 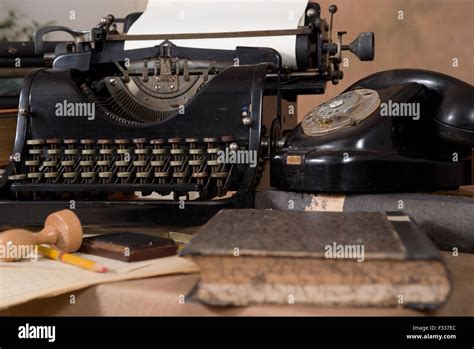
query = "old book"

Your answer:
(181, 209), (450, 308)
